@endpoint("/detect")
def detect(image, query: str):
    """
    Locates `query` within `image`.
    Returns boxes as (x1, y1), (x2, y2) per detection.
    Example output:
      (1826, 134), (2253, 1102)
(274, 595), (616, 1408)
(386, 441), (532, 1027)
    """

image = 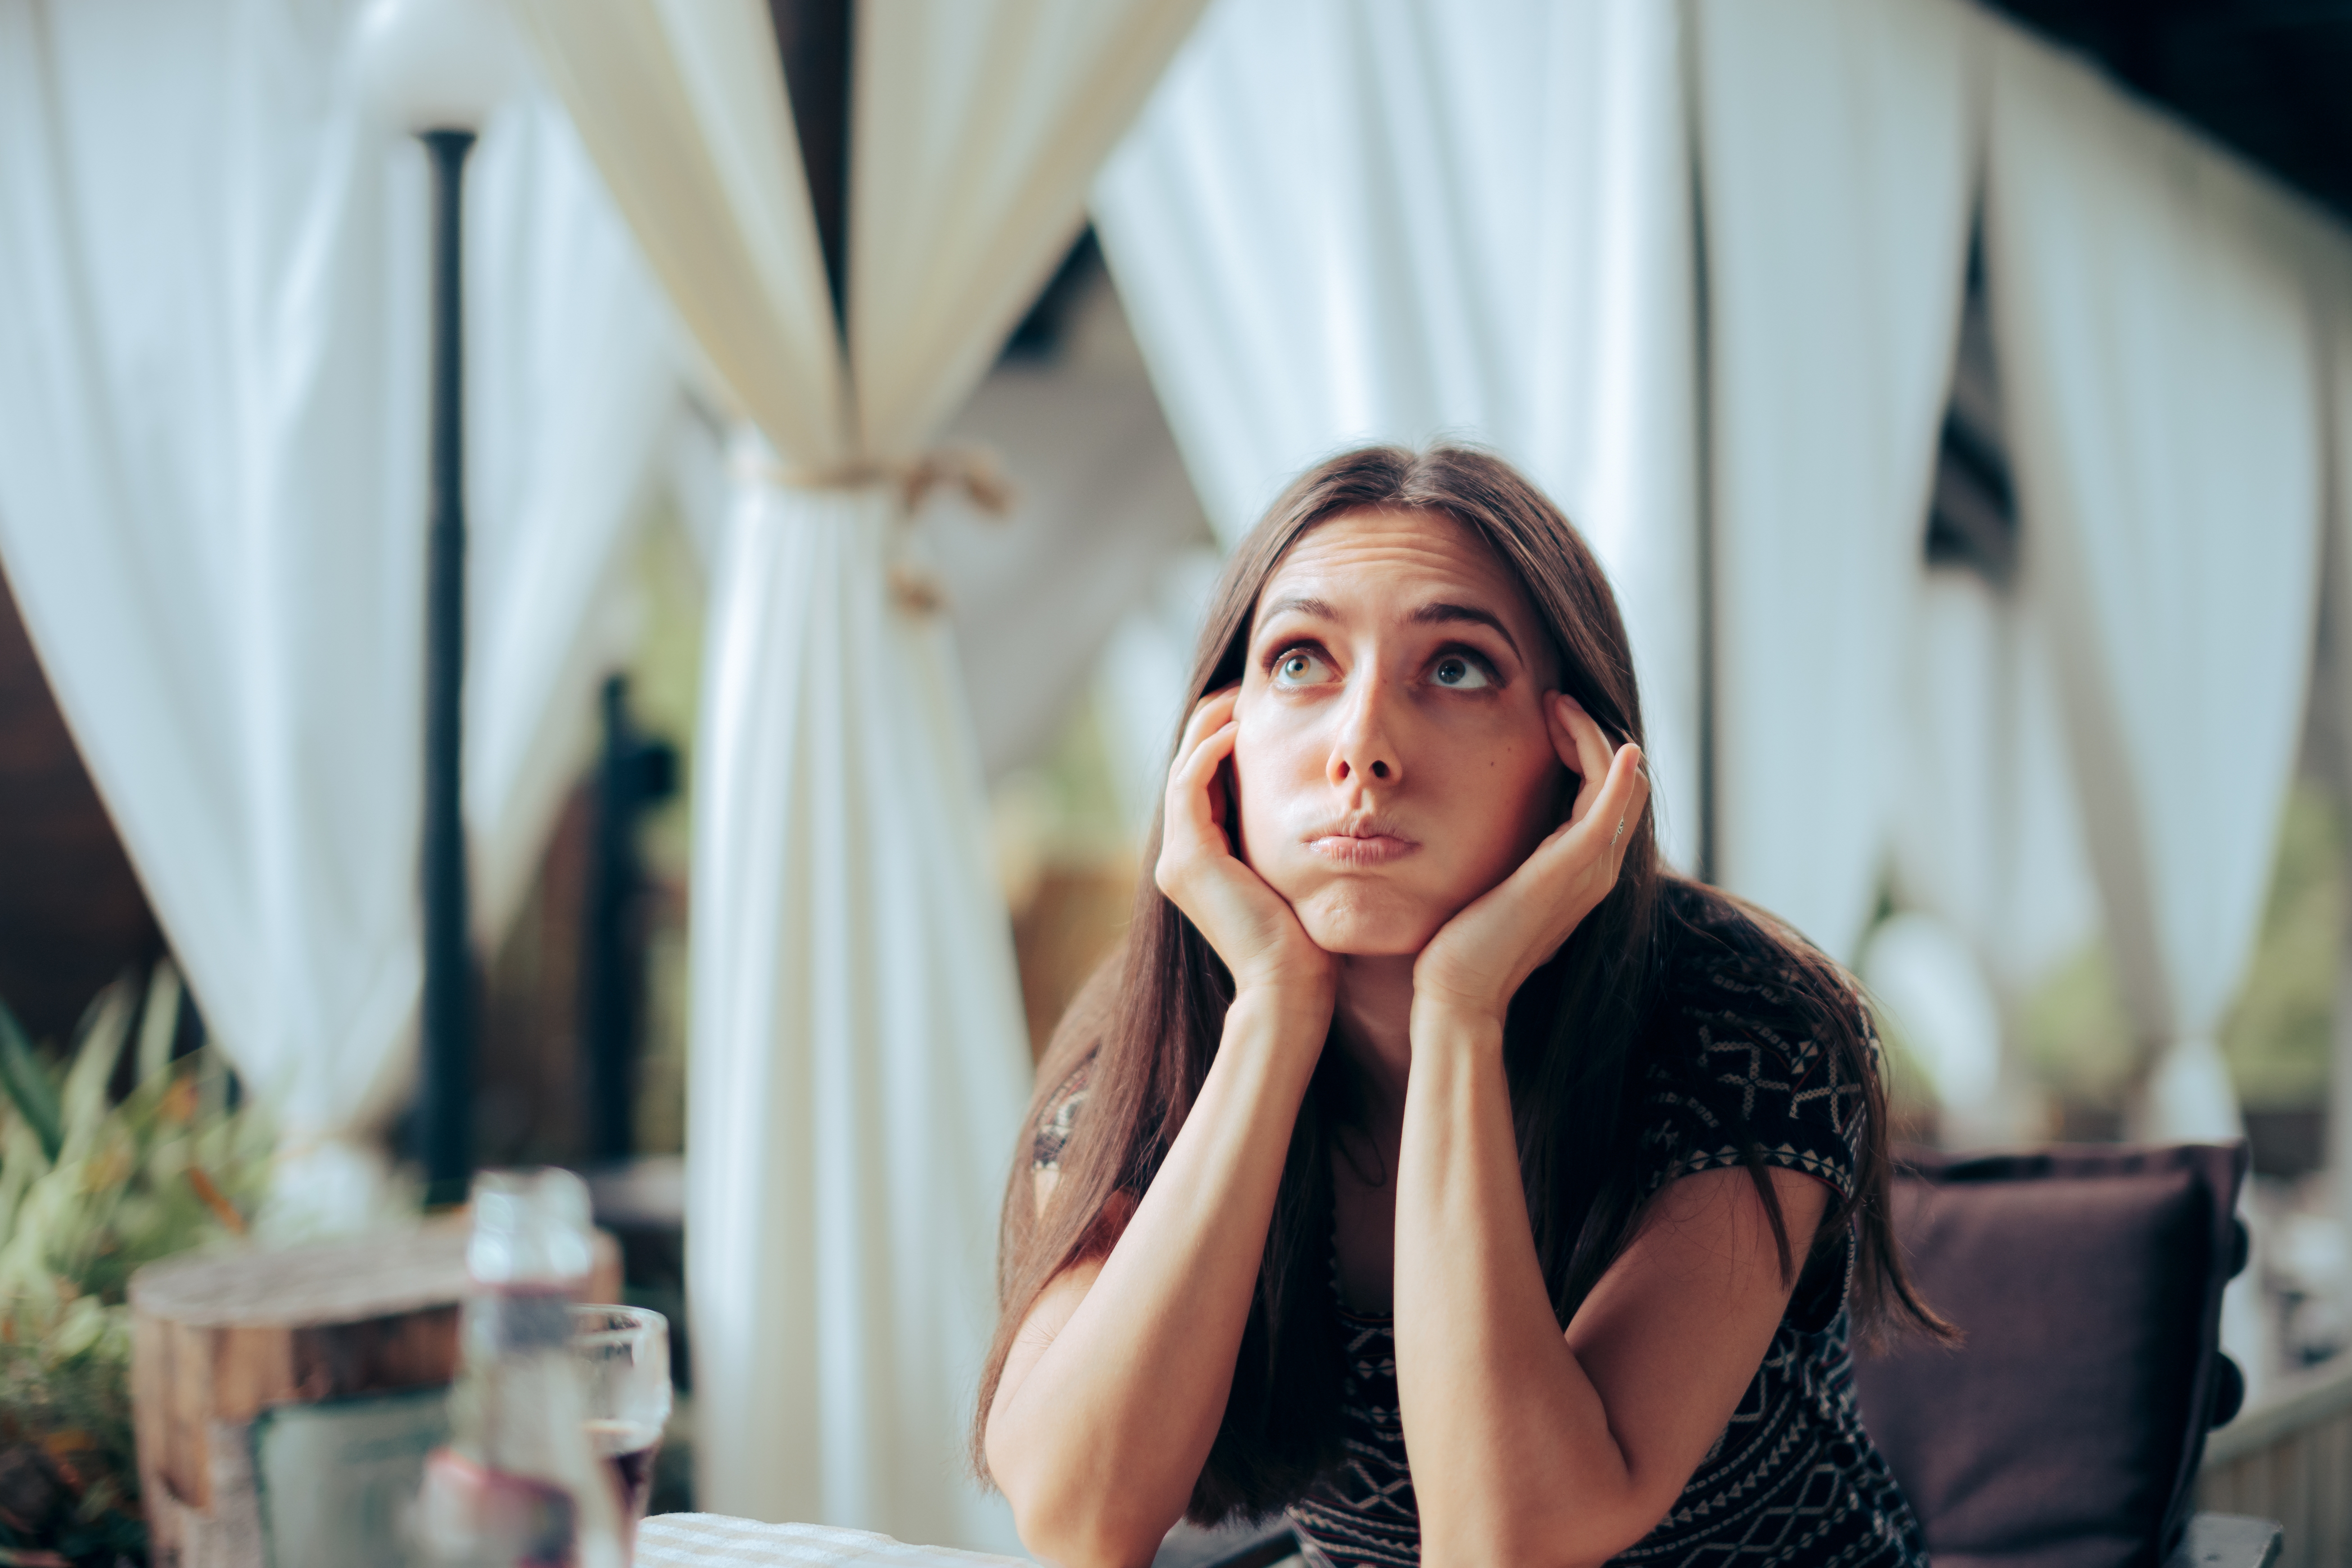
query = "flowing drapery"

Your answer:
(1985, 25), (2327, 1142)
(1888, 566), (2100, 1142)
(509, 0), (1207, 1541)
(1091, 0), (1703, 867)
(1692, 0), (1981, 962)
(0, 0), (675, 1218)
(463, 107), (683, 937)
